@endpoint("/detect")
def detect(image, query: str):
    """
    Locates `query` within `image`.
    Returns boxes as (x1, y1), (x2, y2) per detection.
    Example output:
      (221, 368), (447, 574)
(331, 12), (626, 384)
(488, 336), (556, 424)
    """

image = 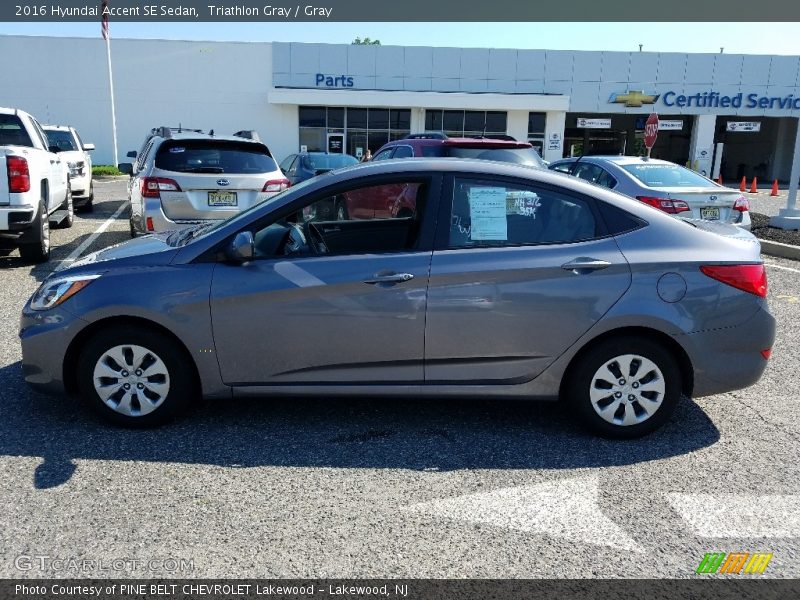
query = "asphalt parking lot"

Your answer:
(0, 179), (798, 579)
